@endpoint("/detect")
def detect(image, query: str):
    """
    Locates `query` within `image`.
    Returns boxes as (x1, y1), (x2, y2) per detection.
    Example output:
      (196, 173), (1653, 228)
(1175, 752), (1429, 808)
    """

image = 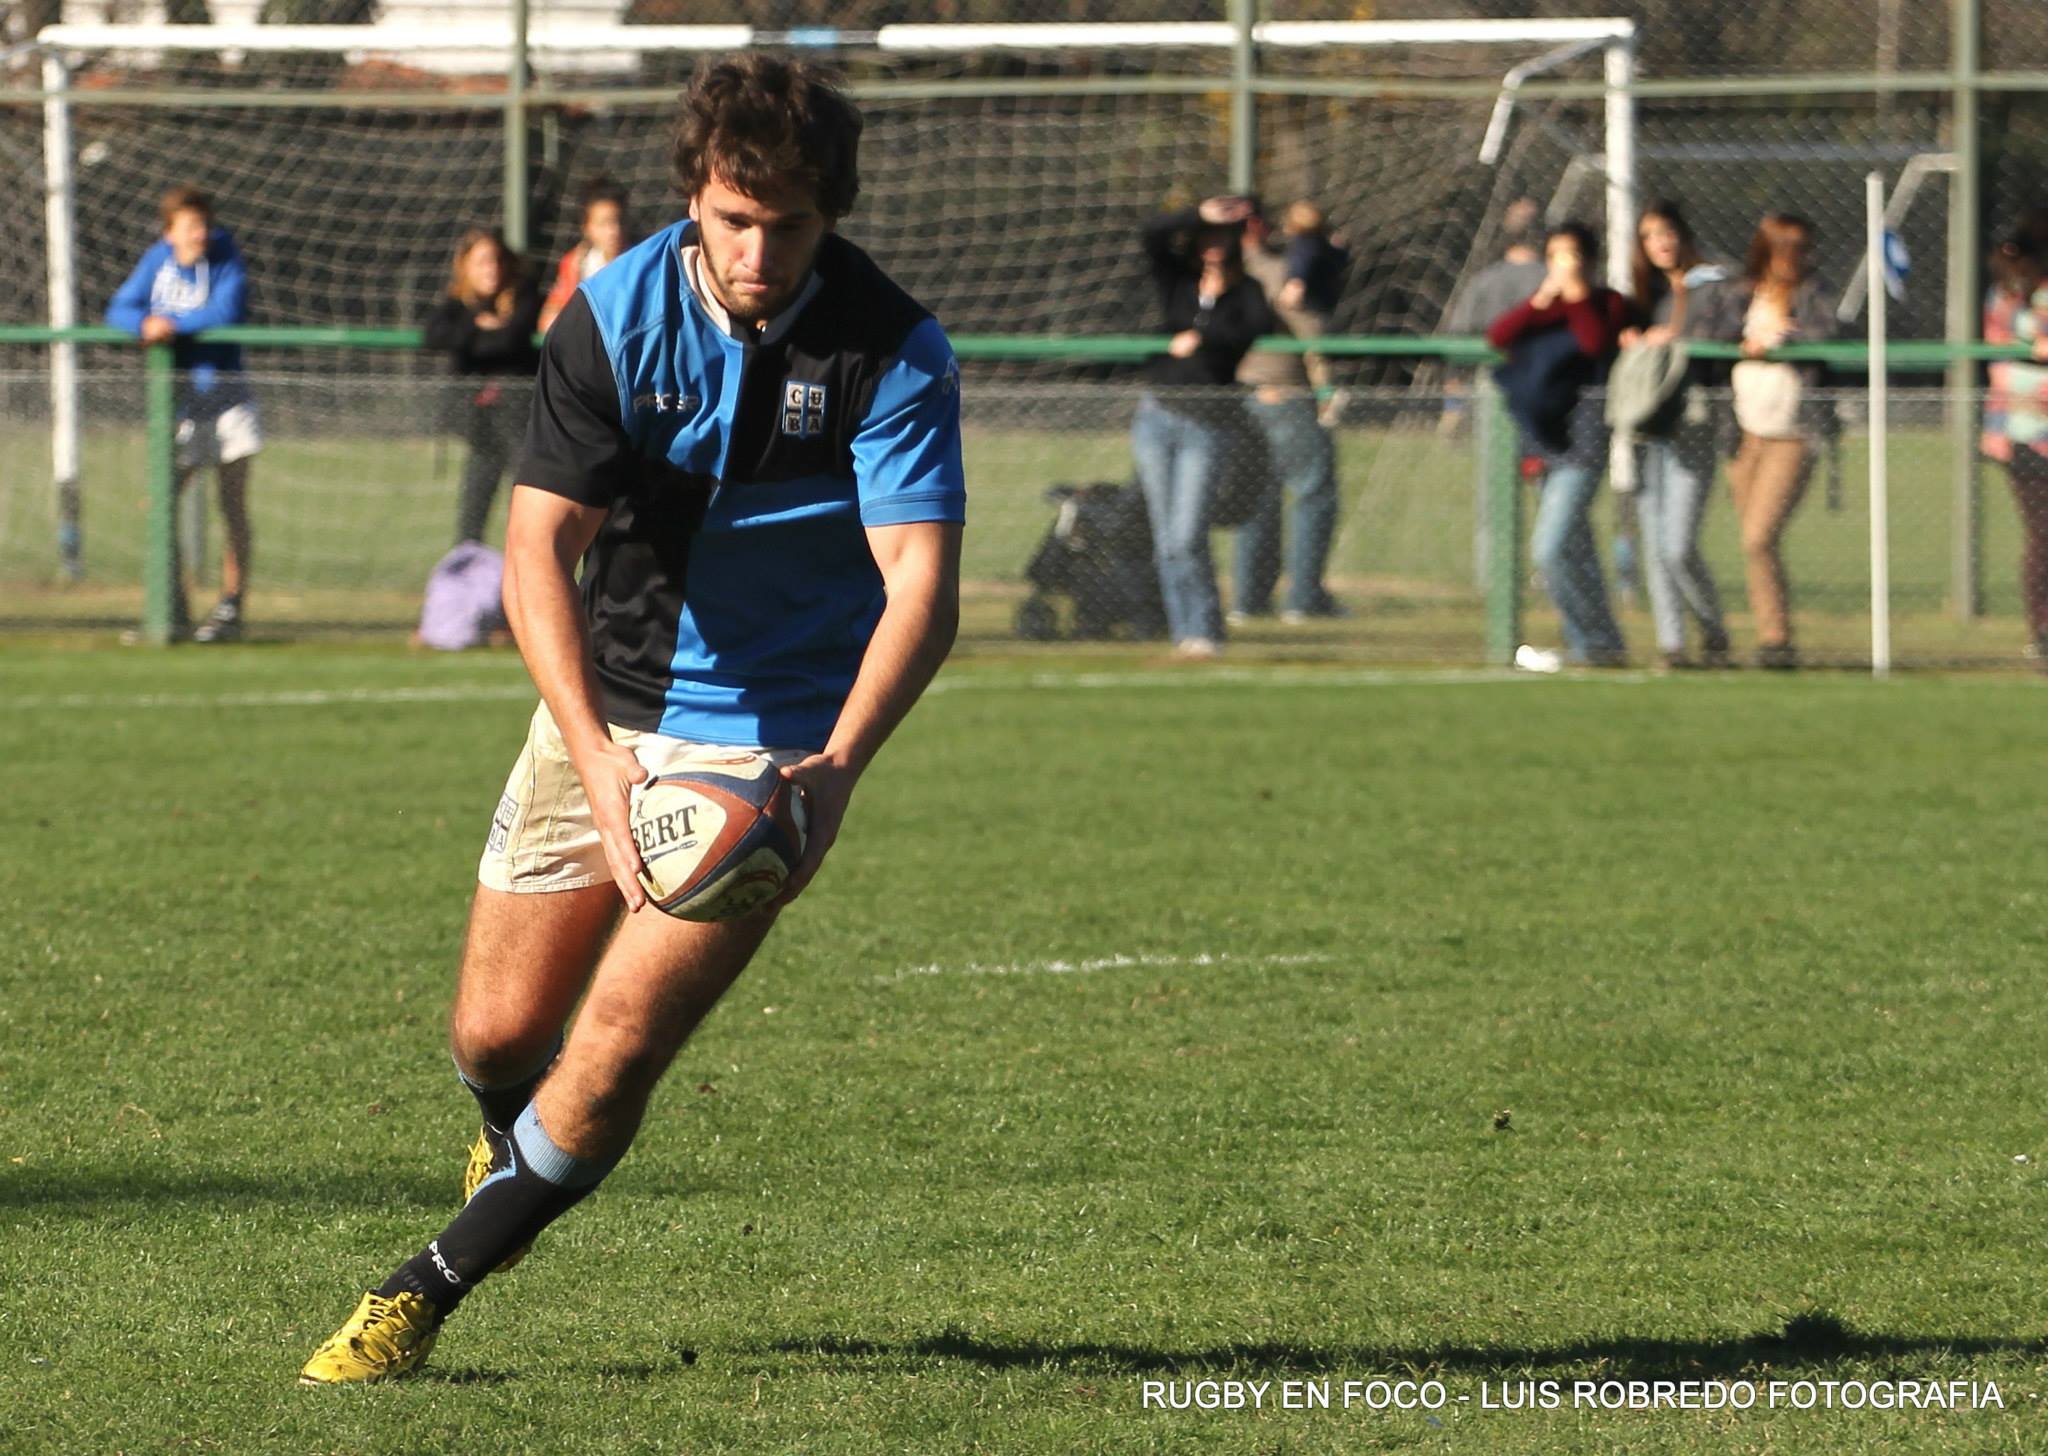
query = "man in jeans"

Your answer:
(1232, 199), (1343, 623)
